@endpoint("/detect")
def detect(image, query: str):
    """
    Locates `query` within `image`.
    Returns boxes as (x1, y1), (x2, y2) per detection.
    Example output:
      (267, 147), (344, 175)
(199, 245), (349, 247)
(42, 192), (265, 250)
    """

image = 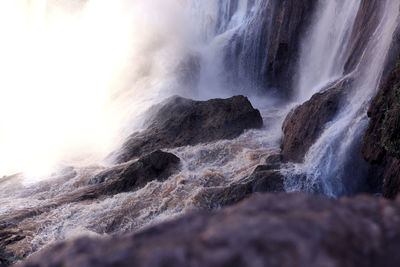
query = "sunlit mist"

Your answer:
(0, 0), (193, 177)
